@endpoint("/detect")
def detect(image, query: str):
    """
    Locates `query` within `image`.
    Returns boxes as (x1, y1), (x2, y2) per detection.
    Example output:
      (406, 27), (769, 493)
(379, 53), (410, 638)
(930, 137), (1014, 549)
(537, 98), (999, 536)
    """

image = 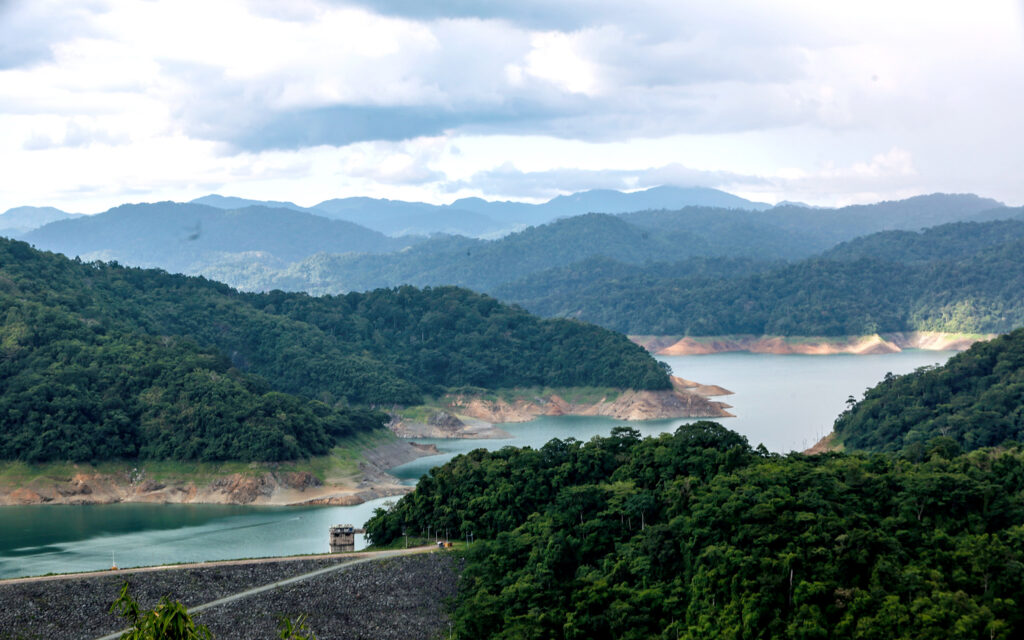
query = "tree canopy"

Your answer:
(368, 423), (1024, 638)
(834, 328), (1024, 455)
(0, 238), (668, 462)
(497, 220), (1024, 336)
